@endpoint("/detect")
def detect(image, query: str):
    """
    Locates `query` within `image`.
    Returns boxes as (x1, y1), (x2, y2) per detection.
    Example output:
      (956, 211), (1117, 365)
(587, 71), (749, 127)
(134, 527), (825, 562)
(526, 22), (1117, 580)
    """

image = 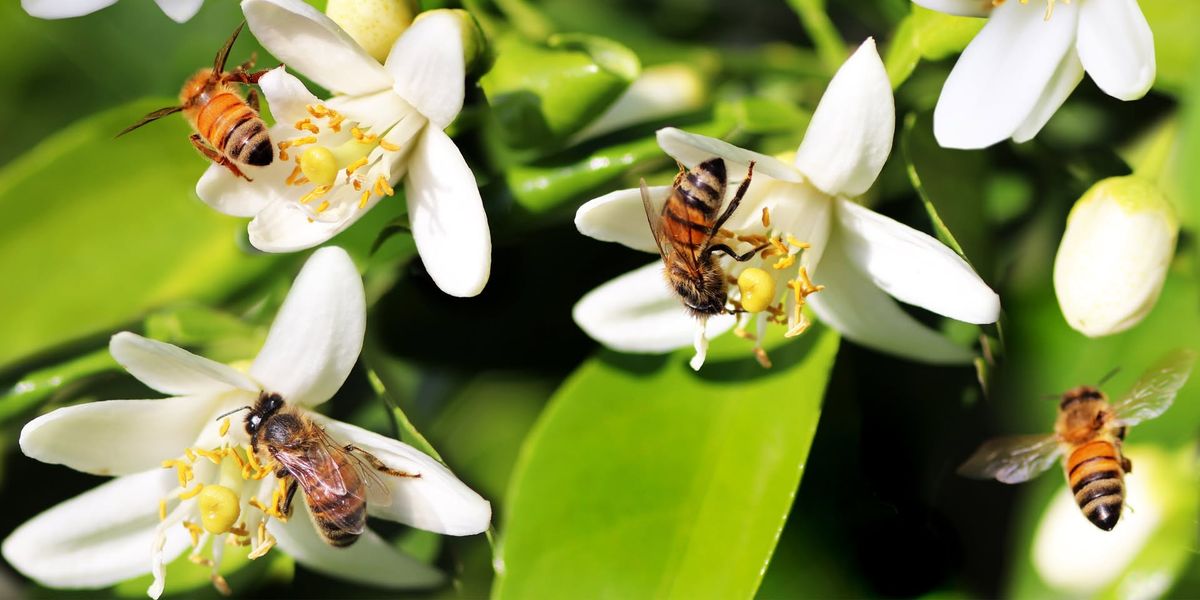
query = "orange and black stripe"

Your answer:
(661, 159), (727, 253)
(194, 89), (272, 167)
(307, 455), (368, 547)
(1065, 440), (1125, 531)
